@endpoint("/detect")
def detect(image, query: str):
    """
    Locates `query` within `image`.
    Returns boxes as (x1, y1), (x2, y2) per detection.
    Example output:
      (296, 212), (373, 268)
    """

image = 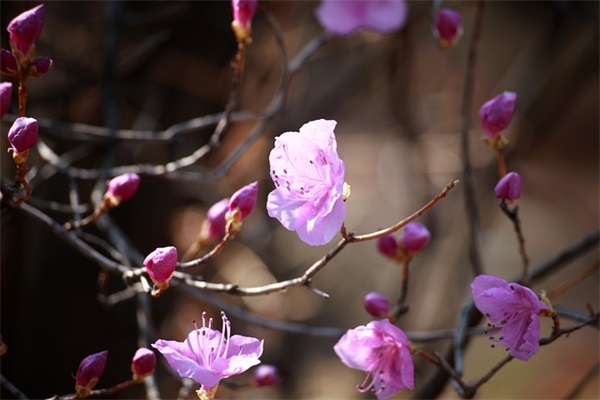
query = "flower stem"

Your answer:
(499, 200), (530, 285)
